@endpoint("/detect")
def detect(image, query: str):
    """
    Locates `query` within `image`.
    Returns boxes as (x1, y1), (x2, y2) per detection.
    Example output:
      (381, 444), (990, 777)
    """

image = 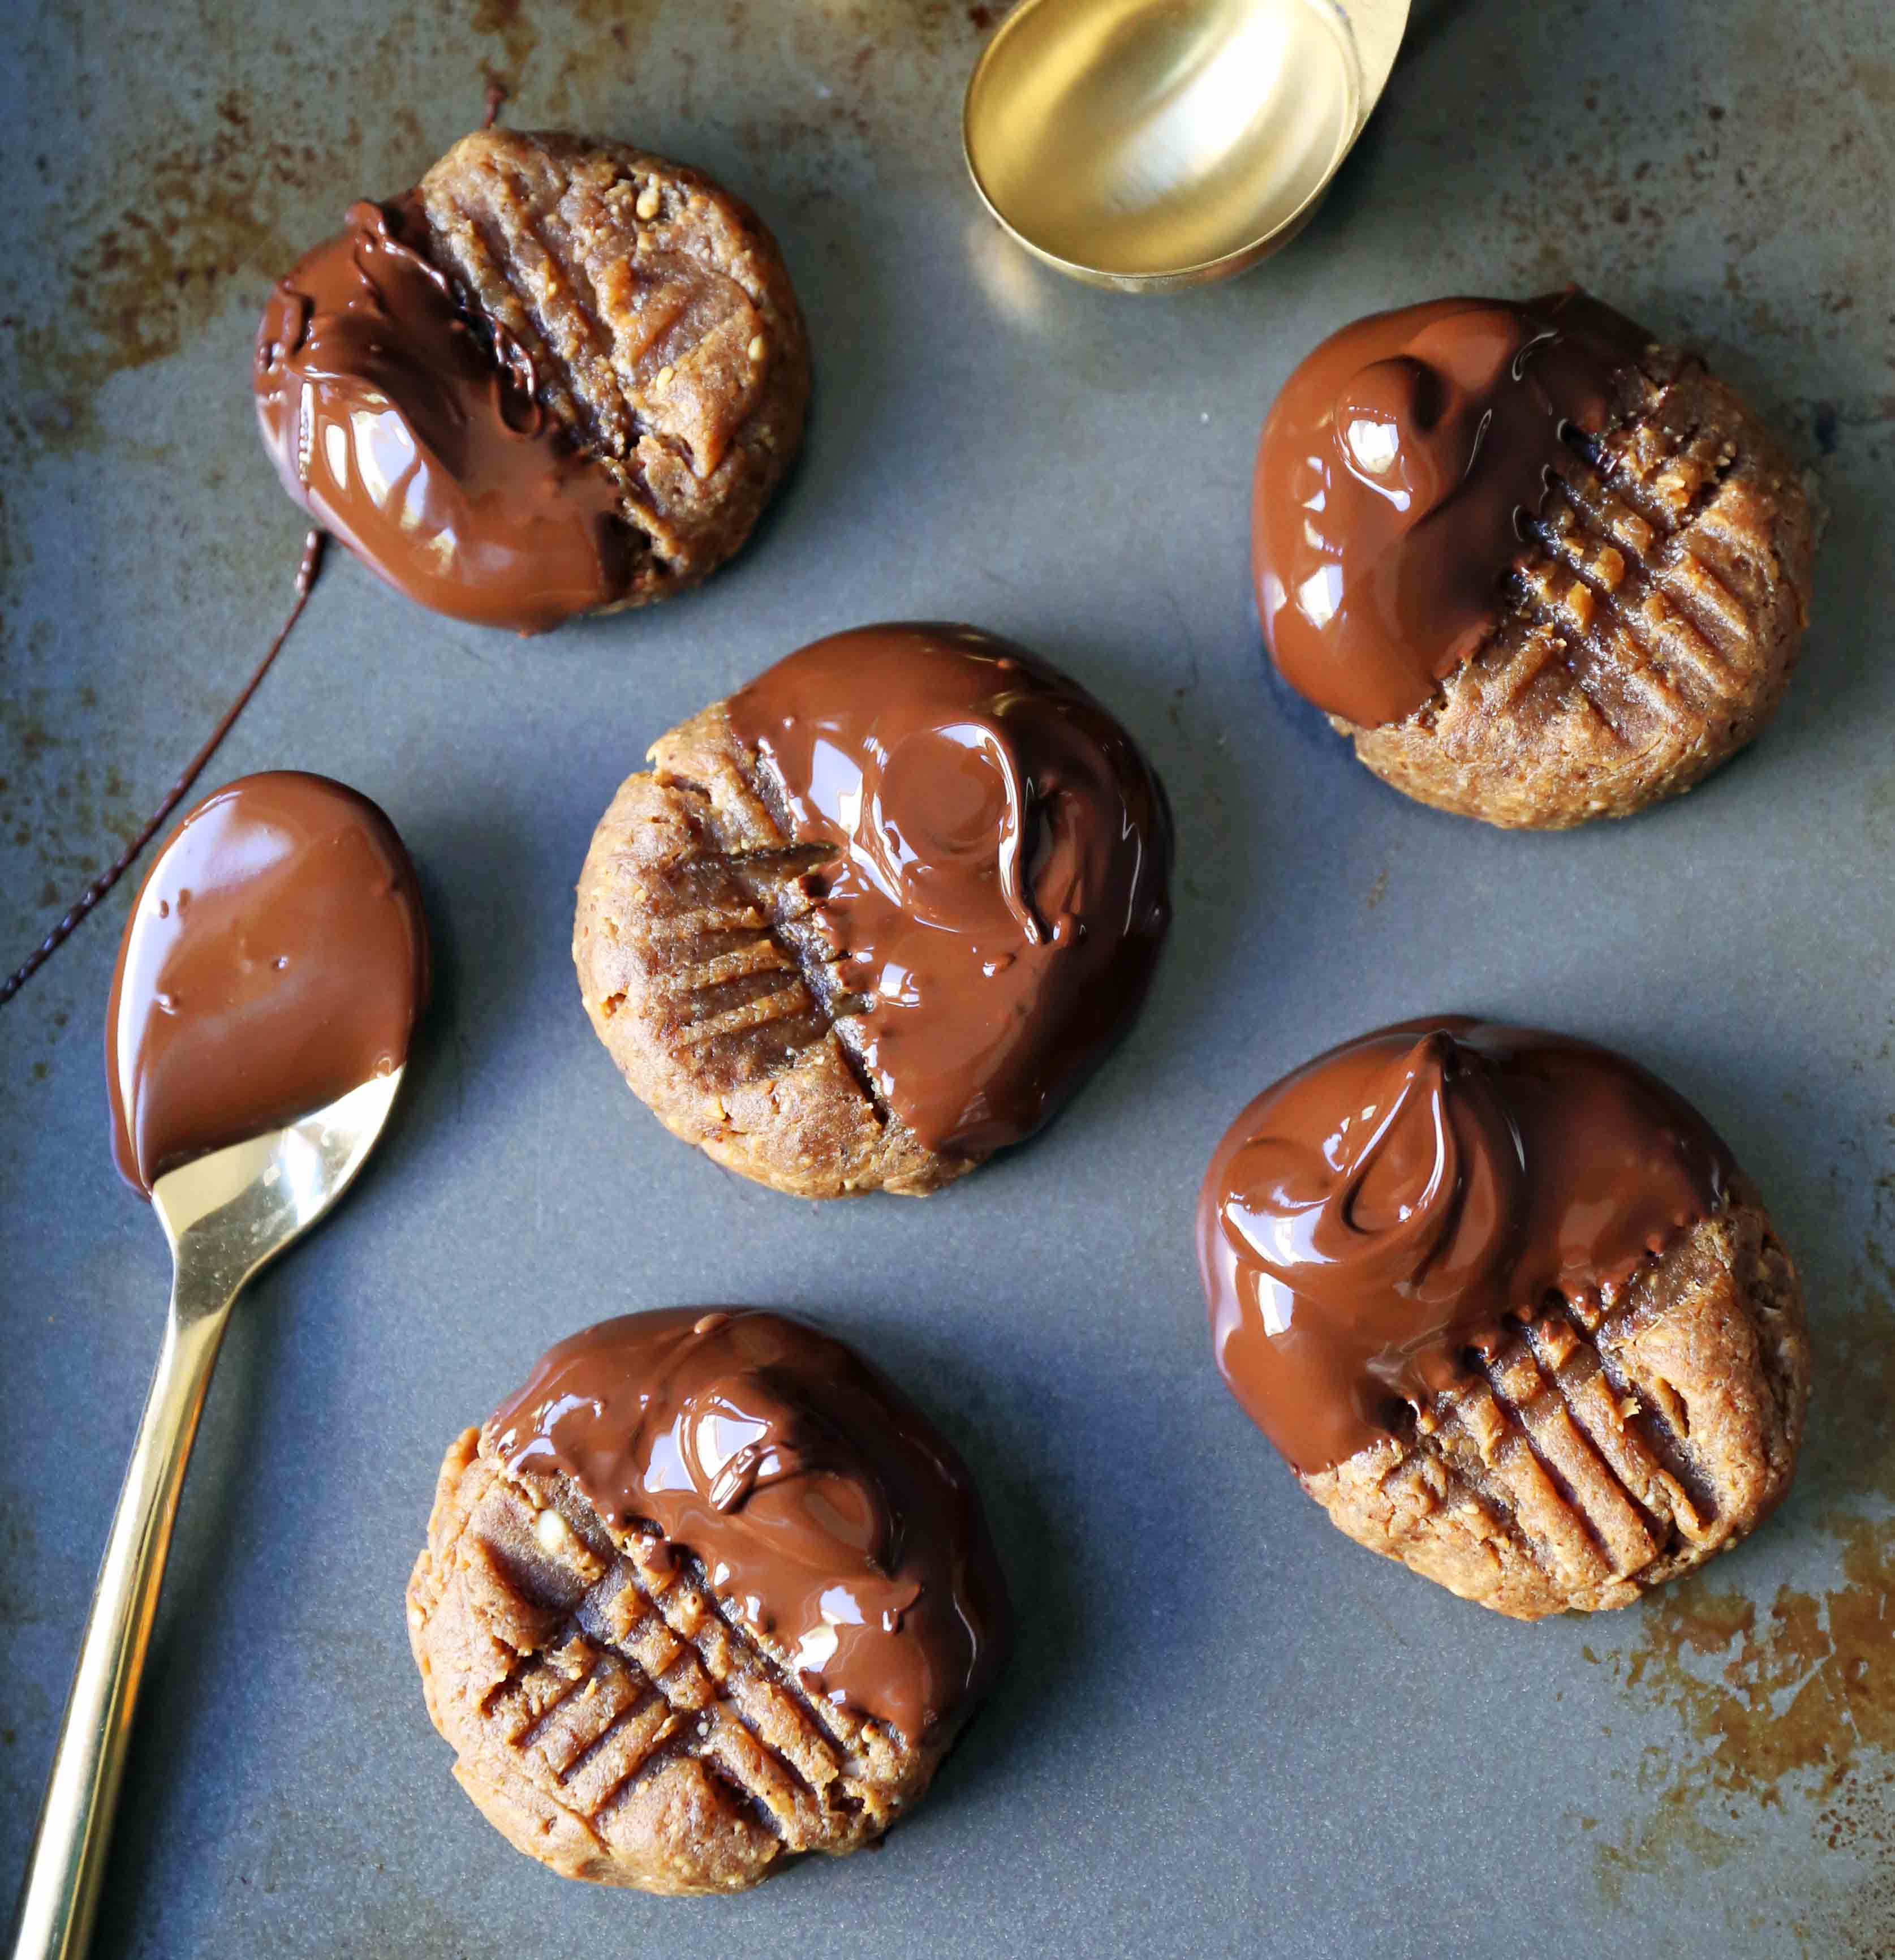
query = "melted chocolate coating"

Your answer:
(254, 197), (631, 633)
(1251, 290), (1651, 727)
(490, 1309), (1010, 1744)
(1198, 1019), (1737, 1474)
(725, 624), (1172, 1156)
(105, 771), (429, 1193)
